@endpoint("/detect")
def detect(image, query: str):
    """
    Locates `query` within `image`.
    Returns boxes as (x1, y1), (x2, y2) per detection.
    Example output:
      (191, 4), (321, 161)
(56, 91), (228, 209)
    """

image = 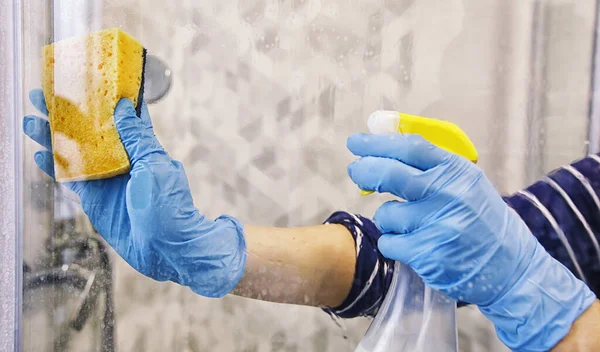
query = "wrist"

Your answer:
(479, 242), (595, 351)
(552, 301), (600, 352)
